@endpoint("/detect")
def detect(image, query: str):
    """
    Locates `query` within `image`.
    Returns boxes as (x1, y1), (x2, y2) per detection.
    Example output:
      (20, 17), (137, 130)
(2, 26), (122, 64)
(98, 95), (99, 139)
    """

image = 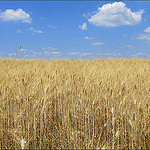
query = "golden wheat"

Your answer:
(0, 58), (150, 149)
